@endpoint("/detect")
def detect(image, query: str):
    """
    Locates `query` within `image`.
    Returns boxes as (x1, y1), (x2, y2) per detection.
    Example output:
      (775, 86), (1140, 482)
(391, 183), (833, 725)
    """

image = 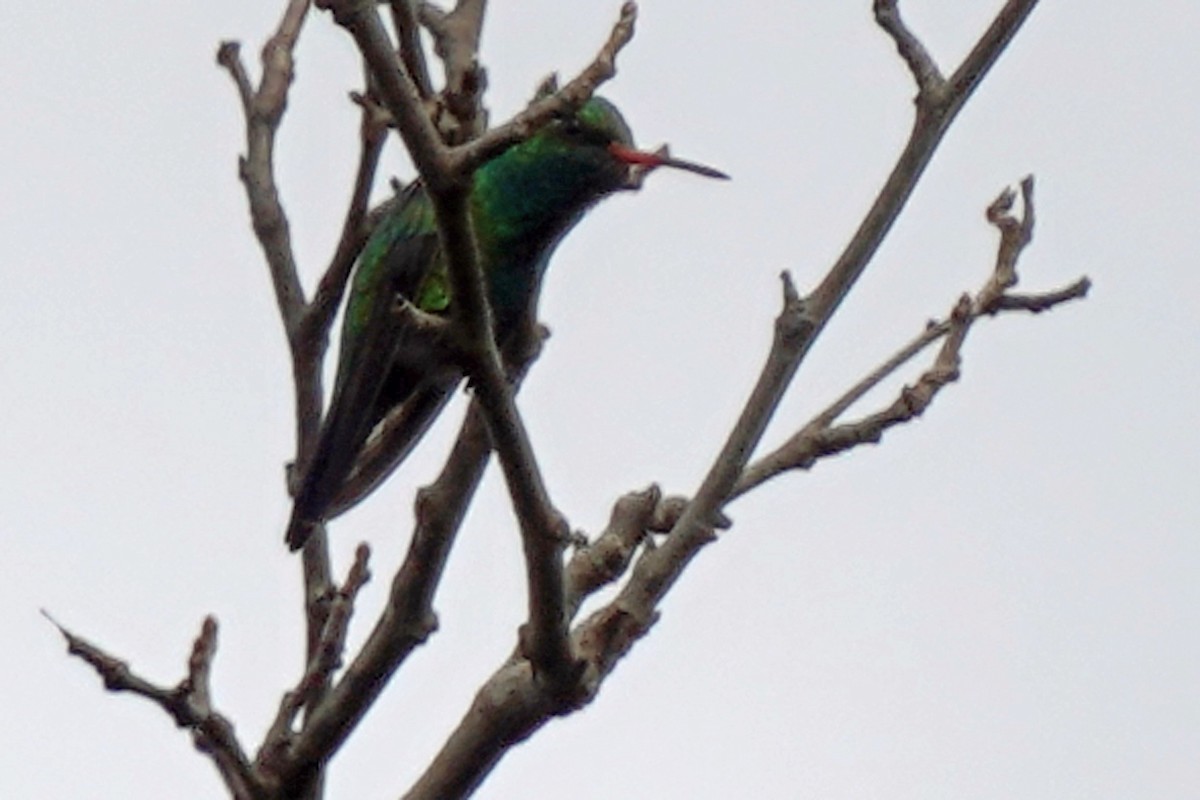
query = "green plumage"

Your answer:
(286, 96), (724, 550)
